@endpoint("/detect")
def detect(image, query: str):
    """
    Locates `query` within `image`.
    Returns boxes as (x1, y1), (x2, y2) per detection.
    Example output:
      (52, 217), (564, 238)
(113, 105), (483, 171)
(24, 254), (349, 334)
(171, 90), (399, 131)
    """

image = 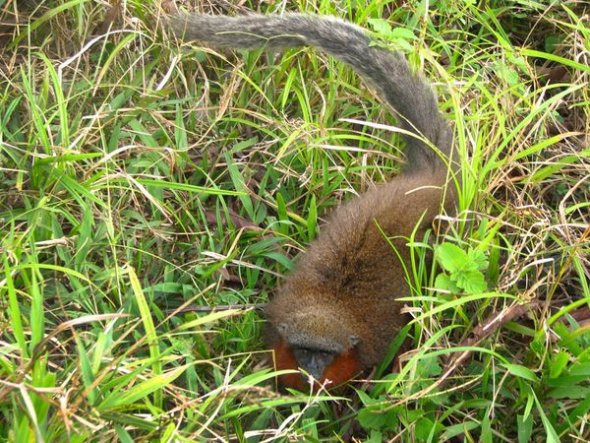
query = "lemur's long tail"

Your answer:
(169, 13), (453, 174)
